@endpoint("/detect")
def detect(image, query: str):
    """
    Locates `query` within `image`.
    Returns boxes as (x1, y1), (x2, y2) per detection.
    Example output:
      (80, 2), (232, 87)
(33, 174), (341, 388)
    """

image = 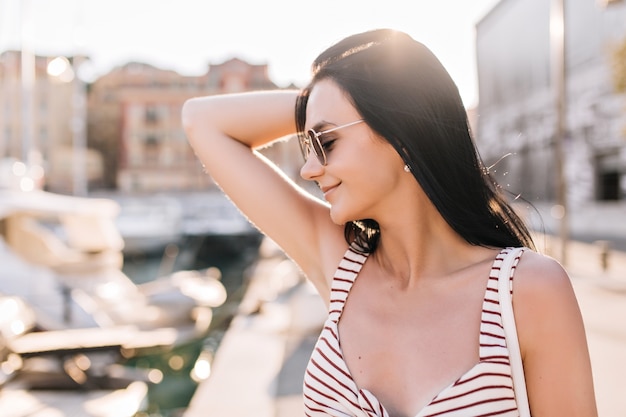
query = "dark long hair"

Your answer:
(295, 29), (535, 253)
